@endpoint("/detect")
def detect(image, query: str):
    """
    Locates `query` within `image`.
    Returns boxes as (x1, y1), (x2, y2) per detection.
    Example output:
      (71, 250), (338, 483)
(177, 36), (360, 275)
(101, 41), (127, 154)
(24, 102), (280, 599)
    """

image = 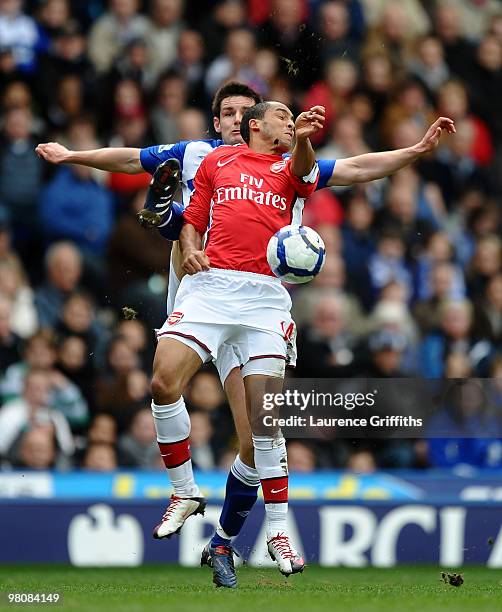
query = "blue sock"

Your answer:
(157, 200), (184, 241)
(210, 471), (259, 547)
